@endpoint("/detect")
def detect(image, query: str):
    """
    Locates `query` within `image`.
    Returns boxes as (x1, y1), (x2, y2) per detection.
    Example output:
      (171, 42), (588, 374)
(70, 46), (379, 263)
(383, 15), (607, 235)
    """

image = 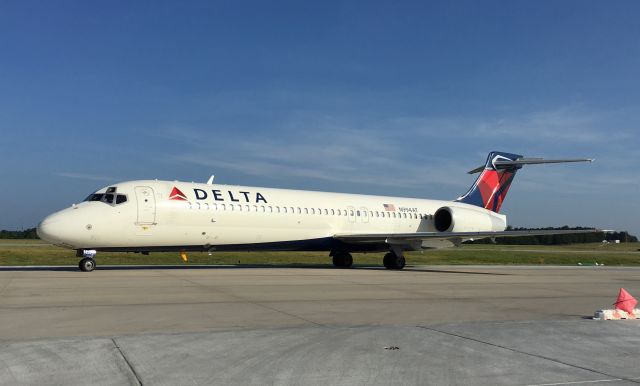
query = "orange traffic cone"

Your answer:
(613, 288), (637, 314)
